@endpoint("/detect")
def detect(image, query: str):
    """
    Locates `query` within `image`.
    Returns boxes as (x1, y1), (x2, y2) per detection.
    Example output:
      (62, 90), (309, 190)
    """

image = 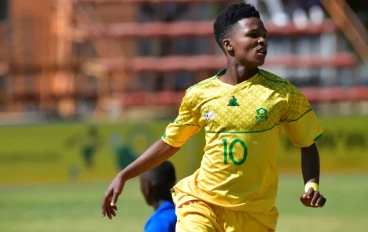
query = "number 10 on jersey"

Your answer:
(222, 138), (248, 165)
